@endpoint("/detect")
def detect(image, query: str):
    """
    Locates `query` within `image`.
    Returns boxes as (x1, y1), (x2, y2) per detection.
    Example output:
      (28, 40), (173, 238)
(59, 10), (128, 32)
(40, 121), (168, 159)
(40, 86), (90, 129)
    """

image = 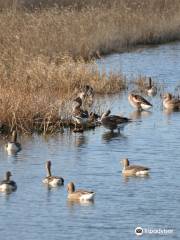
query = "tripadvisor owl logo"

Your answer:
(135, 226), (143, 236)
